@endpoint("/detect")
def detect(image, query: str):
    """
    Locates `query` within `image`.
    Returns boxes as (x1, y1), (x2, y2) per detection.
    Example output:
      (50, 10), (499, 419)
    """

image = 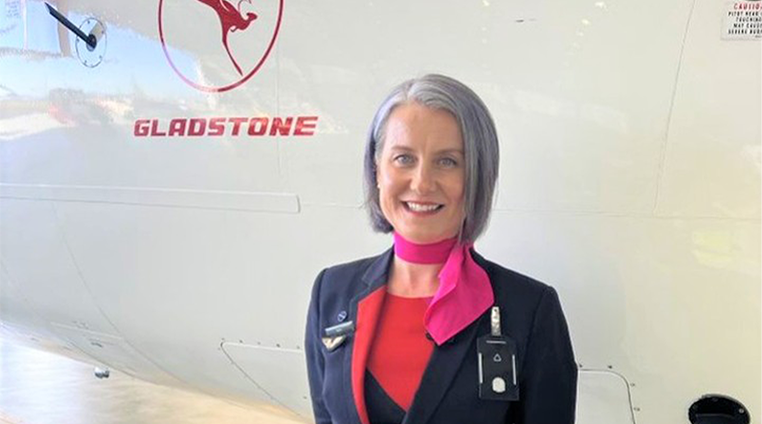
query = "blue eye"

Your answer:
(439, 157), (458, 167)
(394, 154), (414, 165)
